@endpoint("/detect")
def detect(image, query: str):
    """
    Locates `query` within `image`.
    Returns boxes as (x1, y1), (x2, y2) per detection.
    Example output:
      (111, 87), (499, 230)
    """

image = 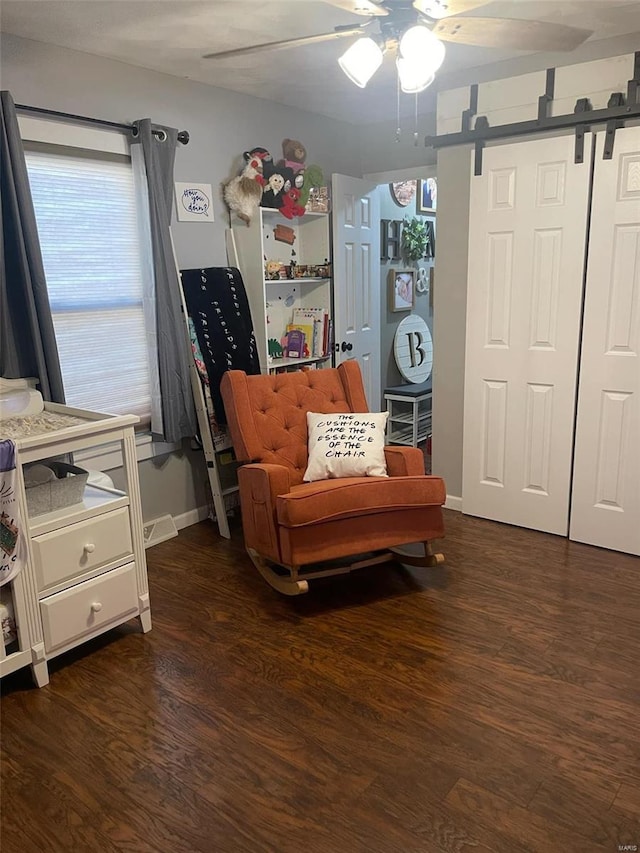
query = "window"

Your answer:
(25, 140), (155, 425)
